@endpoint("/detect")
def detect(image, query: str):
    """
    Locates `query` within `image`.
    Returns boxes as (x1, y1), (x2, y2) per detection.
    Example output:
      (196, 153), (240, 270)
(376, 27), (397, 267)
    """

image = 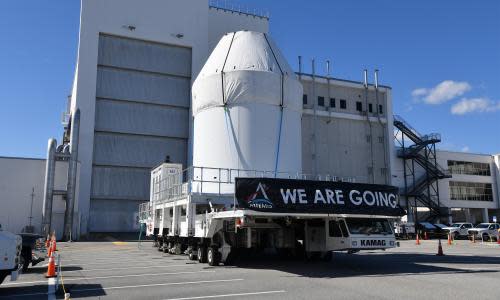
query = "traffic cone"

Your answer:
(45, 235), (50, 248)
(447, 233), (452, 246)
(472, 234), (476, 243)
(51, 233), (57, 252)
(47, 240), (53, 258)
(424, 232), (428, 240)
(45, 255), (57, 278)
(416, 233), (421, 245)
(436, 239), (444, 256)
